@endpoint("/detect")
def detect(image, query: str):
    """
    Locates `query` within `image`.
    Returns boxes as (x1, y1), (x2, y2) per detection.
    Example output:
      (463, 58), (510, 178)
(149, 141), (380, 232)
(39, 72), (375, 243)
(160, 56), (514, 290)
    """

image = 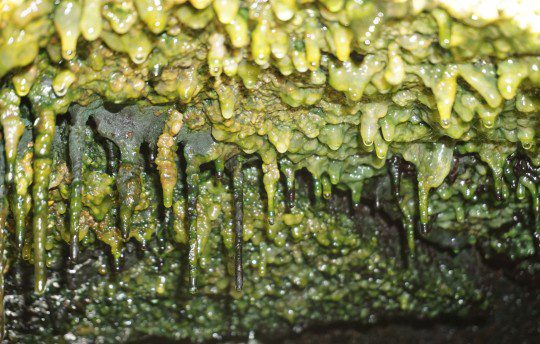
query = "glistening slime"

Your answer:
(0, 0), (538, 342)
